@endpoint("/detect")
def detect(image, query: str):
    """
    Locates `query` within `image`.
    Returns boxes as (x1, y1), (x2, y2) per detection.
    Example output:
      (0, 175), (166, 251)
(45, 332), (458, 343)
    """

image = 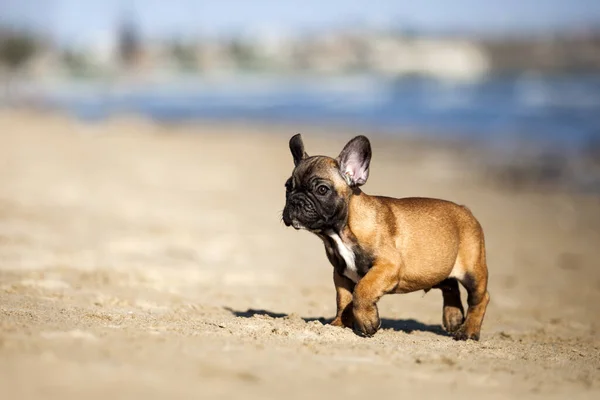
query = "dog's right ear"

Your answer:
(289, 134), (308, 167)
(337, 135), (371, 187)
